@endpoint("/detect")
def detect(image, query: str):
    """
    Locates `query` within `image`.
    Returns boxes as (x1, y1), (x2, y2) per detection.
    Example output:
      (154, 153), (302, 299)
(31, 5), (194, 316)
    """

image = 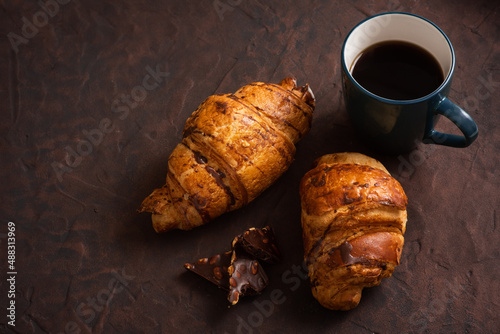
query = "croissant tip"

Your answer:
(137, 203), (148, 213)
(294, 83), (316, 109)
(302, 84), (316, 109)
(279, 77), (298, 90)
(278, 77), (315, 109)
